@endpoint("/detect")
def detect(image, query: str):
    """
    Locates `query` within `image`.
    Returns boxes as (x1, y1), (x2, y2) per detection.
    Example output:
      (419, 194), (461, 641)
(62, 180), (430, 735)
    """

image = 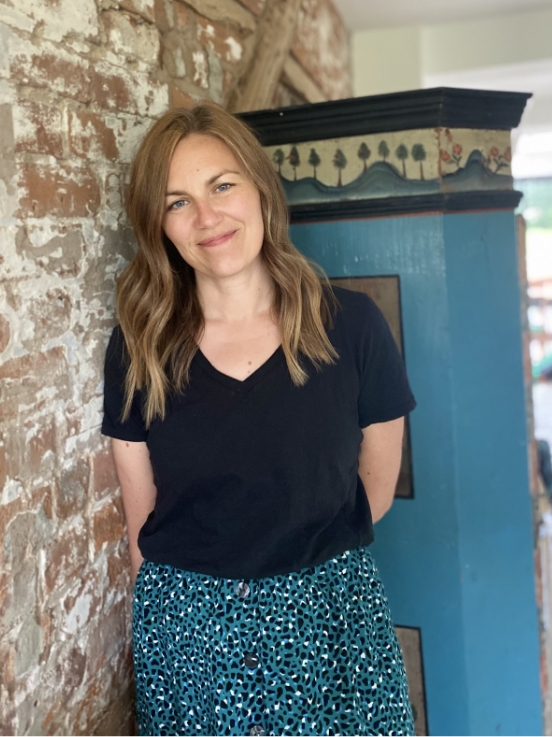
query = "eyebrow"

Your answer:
(165, 169), (241, 197)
